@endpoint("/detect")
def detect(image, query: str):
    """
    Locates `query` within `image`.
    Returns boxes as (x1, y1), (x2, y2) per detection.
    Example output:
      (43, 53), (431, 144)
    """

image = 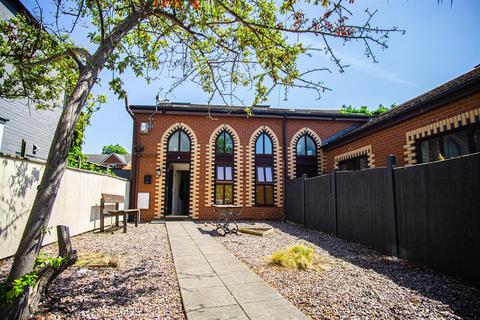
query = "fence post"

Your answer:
(302, 174), (307, 227)
(386, 155), (399, 257)
(332, 170), (338, 237)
